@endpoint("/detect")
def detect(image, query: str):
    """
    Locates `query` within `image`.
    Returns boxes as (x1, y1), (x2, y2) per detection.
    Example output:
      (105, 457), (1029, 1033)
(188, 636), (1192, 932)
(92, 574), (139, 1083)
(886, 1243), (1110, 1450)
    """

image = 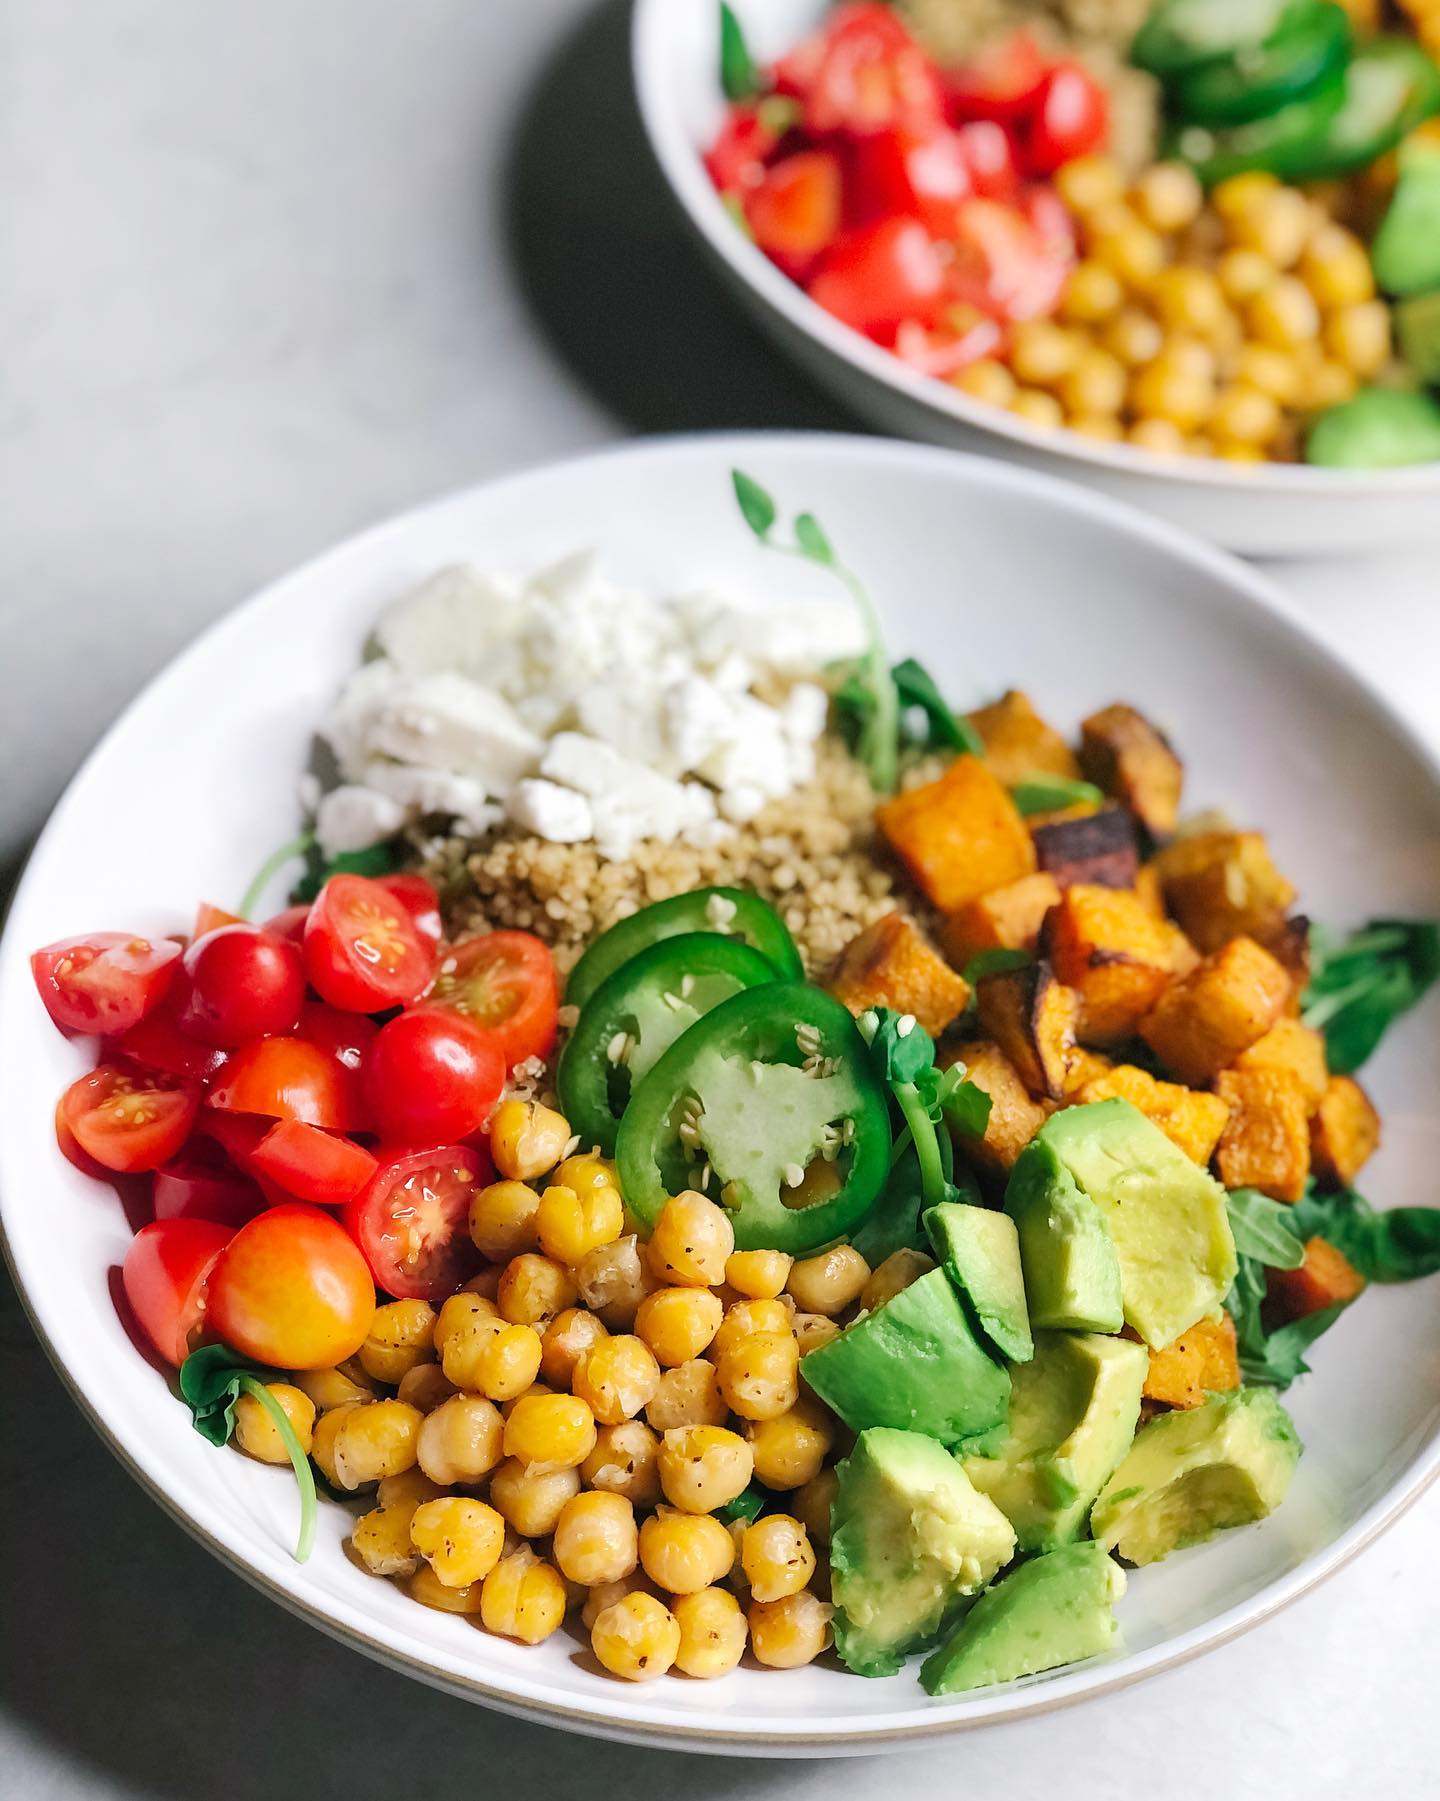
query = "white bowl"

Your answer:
(632, 0), (1440, 557)
(3, 434), (1439, 1755)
